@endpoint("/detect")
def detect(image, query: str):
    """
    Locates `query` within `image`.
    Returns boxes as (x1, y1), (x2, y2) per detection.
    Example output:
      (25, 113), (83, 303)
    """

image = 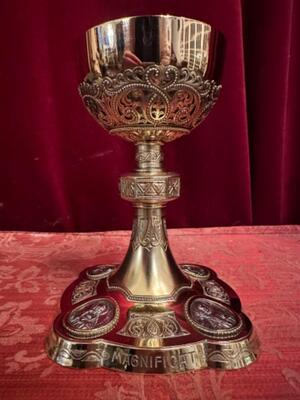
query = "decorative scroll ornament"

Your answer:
(79, 65), (221, 142)
(118, 310), (189, 339)
(206, 334), (260, 369)
(55, 343), (111, 364)
(131, 216), (168, 252)
(185, 297), (243, 339)
(120, 174), (180, 202)
(200, 280), (230, 305)
(136, 149), (163, 163)
(63, 298), (119, 339)
(71, 280), (98, 304)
